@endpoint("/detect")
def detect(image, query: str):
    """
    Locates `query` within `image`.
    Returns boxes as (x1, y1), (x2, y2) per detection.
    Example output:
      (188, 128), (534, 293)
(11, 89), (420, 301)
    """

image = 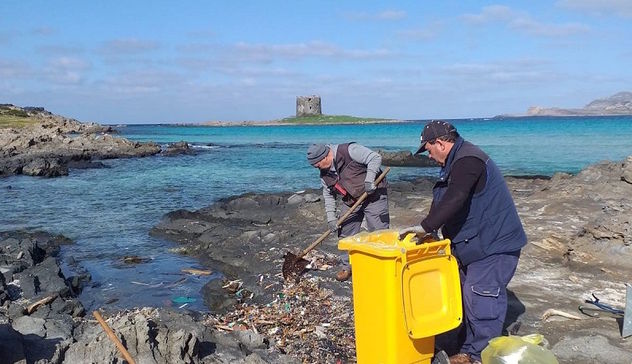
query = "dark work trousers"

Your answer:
(459, 250), (520, 361)
(337, 188), (389, 268)
(339, 188), (390, 238)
